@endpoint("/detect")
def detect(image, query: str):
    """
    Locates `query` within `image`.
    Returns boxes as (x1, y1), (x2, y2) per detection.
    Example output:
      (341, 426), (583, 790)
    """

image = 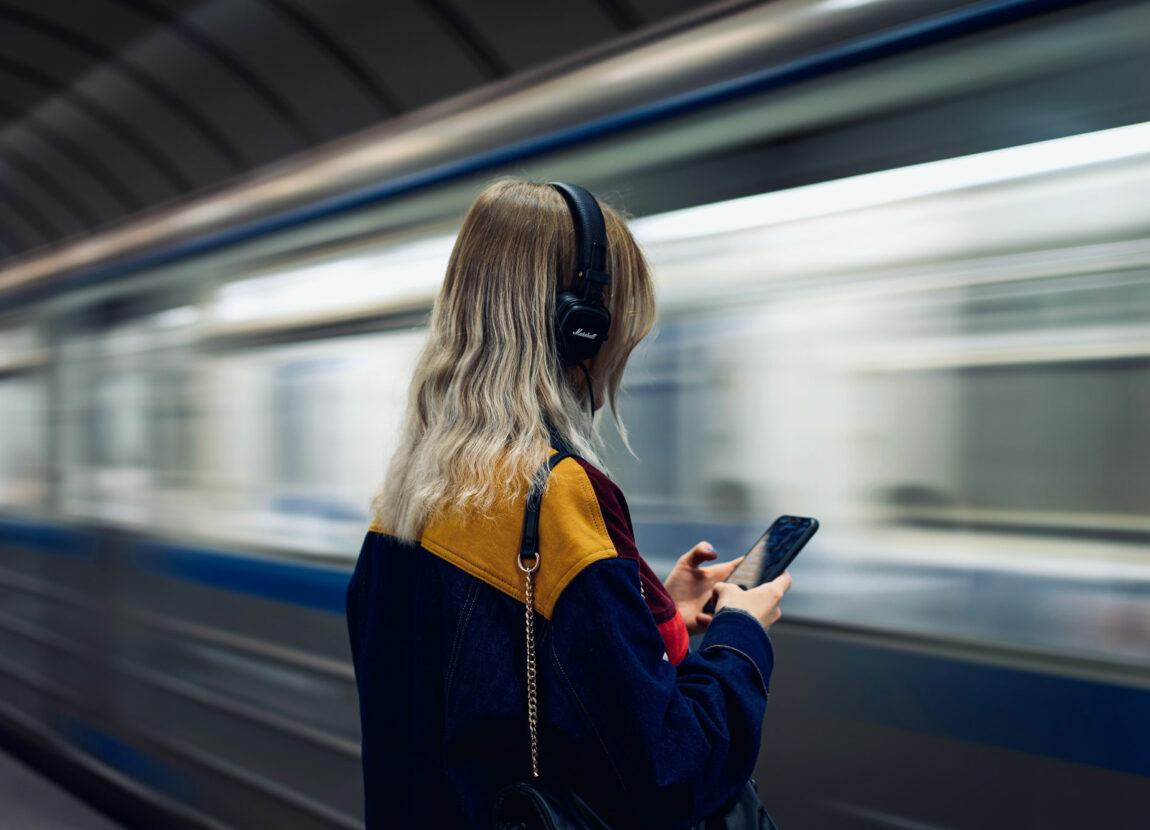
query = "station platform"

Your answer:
(0, 749), (122, 830)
